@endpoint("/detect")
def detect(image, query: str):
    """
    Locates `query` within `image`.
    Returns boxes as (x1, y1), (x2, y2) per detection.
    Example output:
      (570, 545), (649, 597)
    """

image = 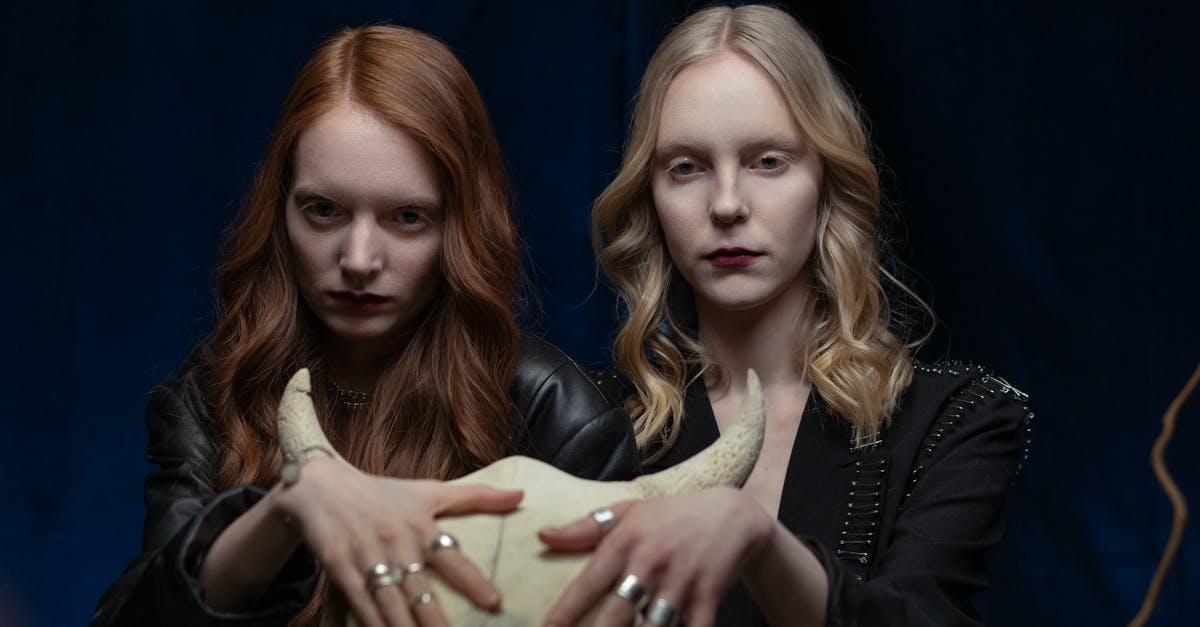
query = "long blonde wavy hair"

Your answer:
(594, 5), (924, 460)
